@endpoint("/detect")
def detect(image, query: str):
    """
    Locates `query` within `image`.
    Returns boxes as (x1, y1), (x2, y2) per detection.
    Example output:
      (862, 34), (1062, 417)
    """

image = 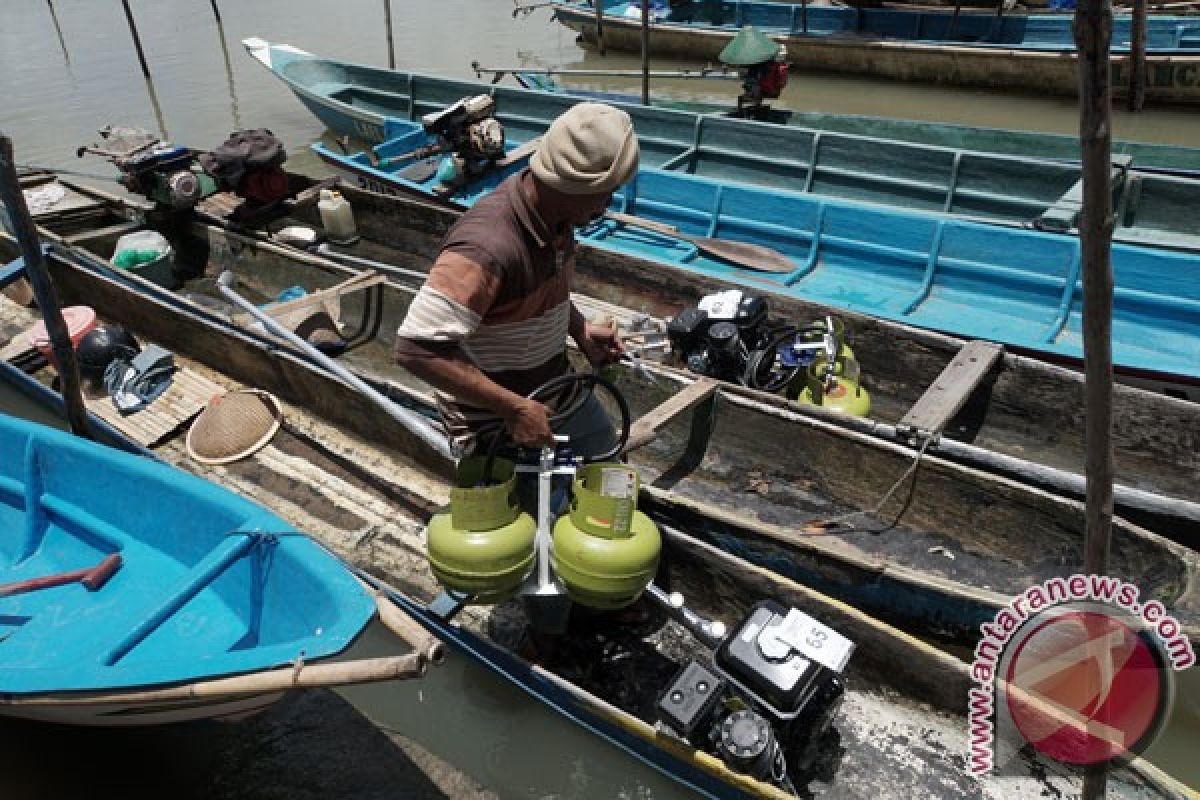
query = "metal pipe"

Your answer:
(473, 65), (738, 81)
(215, 271), (453, 463)
(384, 0), (396, 70)
(640, 0), (650, 106)
(643, 582), (727, 649)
